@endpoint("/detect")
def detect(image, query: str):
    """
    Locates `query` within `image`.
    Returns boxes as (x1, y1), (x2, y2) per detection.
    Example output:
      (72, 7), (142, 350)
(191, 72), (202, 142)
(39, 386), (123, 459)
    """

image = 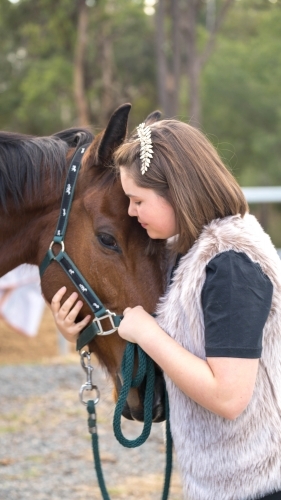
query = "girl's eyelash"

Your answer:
(135, 201), (141, 205)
